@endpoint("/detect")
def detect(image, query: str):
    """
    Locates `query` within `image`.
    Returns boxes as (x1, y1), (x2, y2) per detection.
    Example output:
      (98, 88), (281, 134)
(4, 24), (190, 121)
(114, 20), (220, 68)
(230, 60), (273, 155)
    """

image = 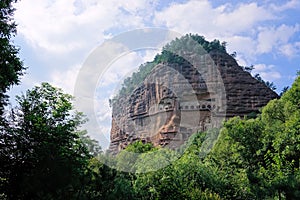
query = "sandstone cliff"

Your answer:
(108, 45), (278, 154)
